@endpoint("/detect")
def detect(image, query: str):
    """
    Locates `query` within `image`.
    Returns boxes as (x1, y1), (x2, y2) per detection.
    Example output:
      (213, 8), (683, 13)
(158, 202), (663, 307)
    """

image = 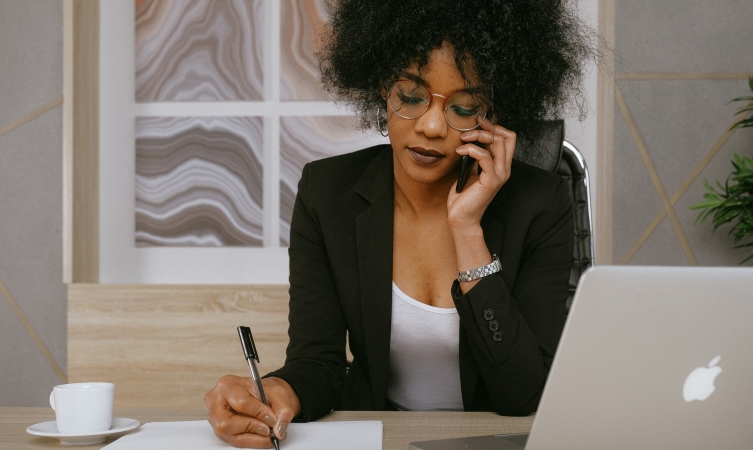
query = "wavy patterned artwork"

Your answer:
(135, 117), (264, 246)
(135, 0), (264, 102)
(280, 0), (332, 101)
(279, 116), (389, 245)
